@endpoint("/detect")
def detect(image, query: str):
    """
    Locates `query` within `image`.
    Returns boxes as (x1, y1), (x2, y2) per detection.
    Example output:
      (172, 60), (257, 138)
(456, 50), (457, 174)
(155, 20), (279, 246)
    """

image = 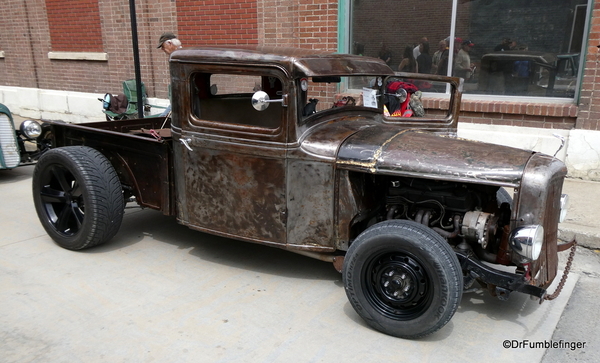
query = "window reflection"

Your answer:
(350, 0), (588, 99)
